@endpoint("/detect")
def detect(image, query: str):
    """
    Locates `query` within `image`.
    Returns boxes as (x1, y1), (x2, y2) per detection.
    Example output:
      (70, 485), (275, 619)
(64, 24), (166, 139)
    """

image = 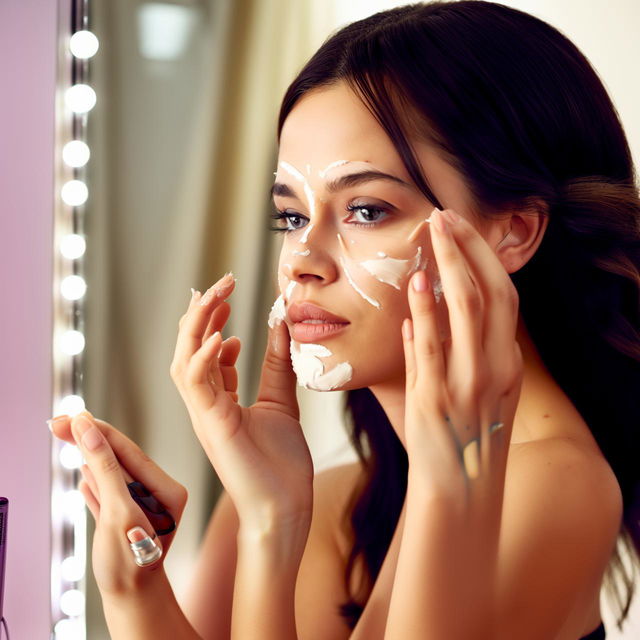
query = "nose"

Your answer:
(284, 221), (339, 284)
